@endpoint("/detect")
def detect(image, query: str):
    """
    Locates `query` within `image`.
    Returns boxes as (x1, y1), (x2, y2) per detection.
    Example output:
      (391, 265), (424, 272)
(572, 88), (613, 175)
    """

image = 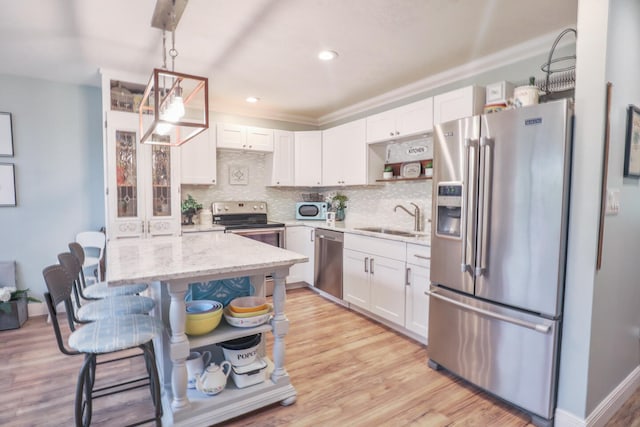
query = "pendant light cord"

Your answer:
(169, 0), (178, 72)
